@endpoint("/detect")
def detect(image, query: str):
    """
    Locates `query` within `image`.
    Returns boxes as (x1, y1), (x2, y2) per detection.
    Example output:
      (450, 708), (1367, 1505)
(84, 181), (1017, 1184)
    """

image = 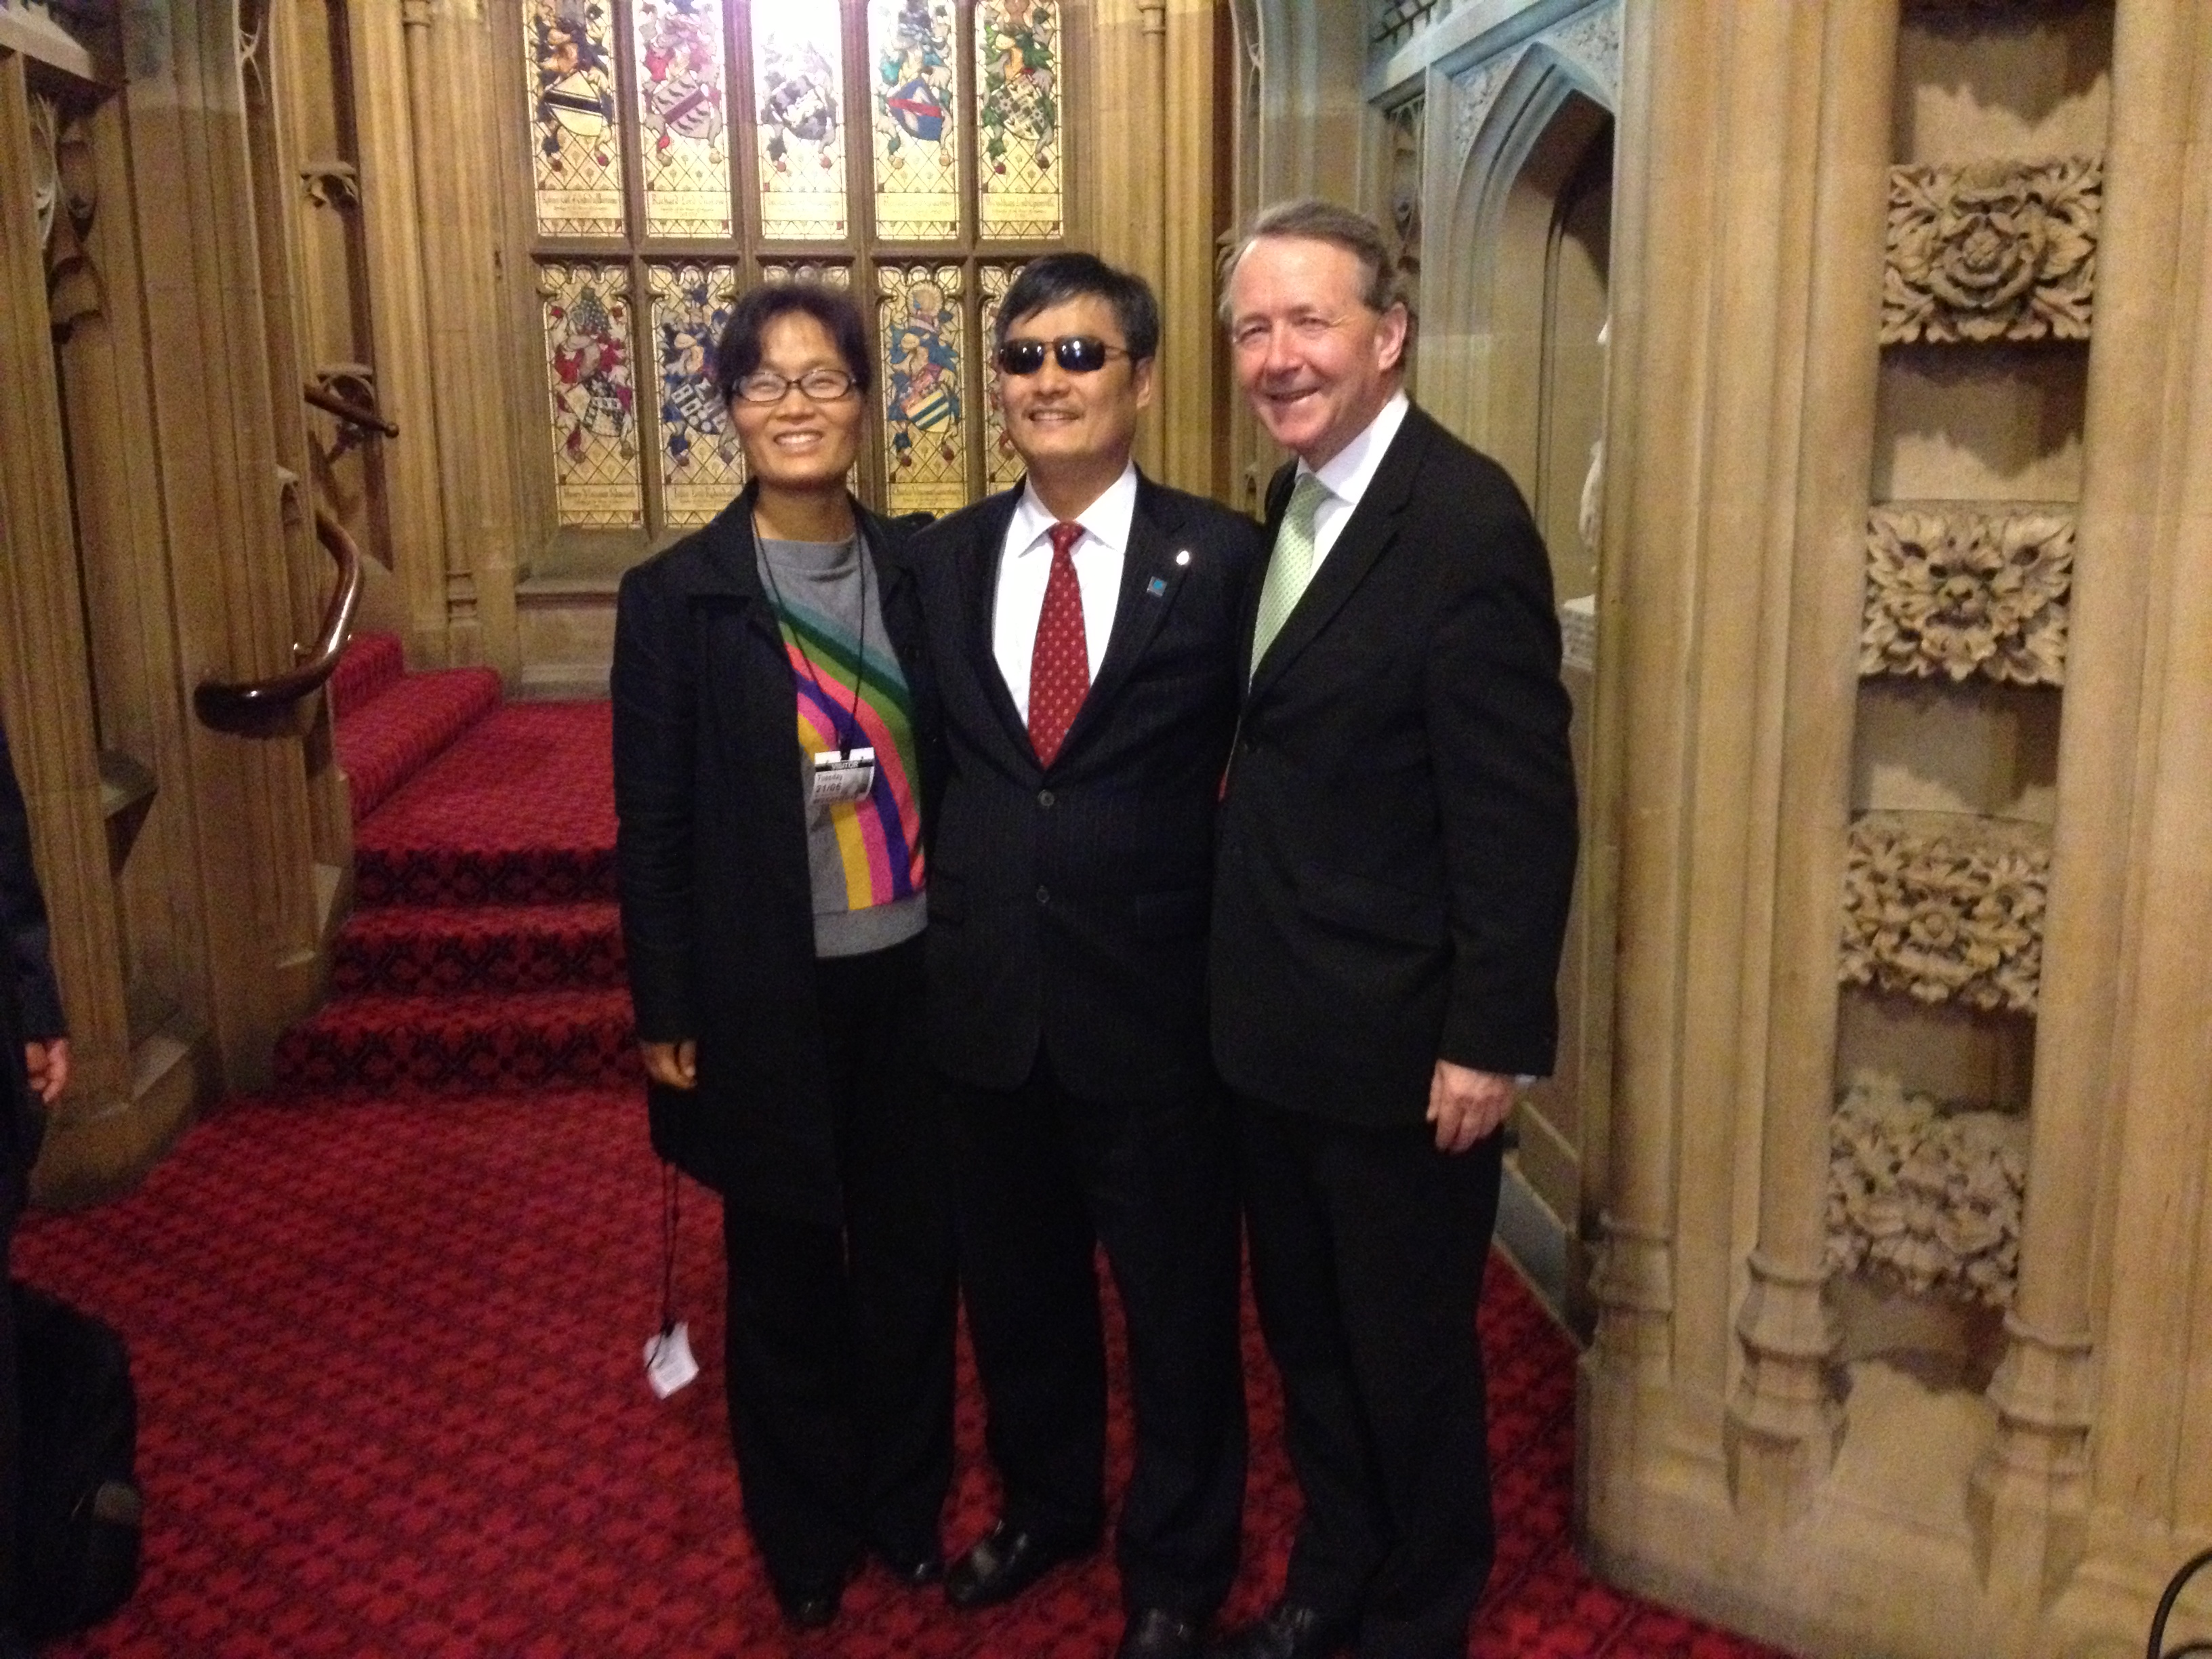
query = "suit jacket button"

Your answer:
(1037, 788), (1055, 808)
(1036, 885), (1050, 906)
